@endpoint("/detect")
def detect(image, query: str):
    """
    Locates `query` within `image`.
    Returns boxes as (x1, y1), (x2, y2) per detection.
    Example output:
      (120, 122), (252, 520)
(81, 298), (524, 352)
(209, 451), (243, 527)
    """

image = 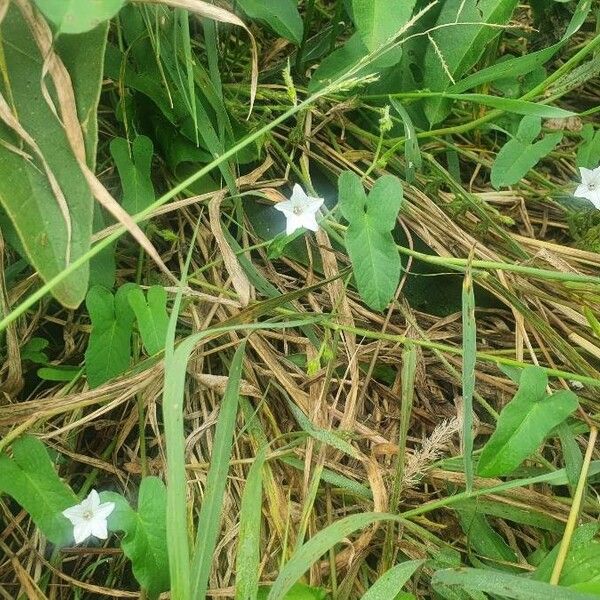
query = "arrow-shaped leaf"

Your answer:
(128, 286), (170, 356)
